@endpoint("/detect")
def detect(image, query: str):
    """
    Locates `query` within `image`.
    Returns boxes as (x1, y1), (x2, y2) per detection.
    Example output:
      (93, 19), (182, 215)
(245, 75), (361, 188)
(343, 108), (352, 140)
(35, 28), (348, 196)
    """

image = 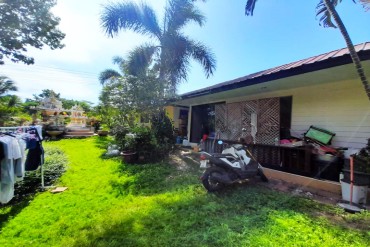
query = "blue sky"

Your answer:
(1, 0), (370, 104)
